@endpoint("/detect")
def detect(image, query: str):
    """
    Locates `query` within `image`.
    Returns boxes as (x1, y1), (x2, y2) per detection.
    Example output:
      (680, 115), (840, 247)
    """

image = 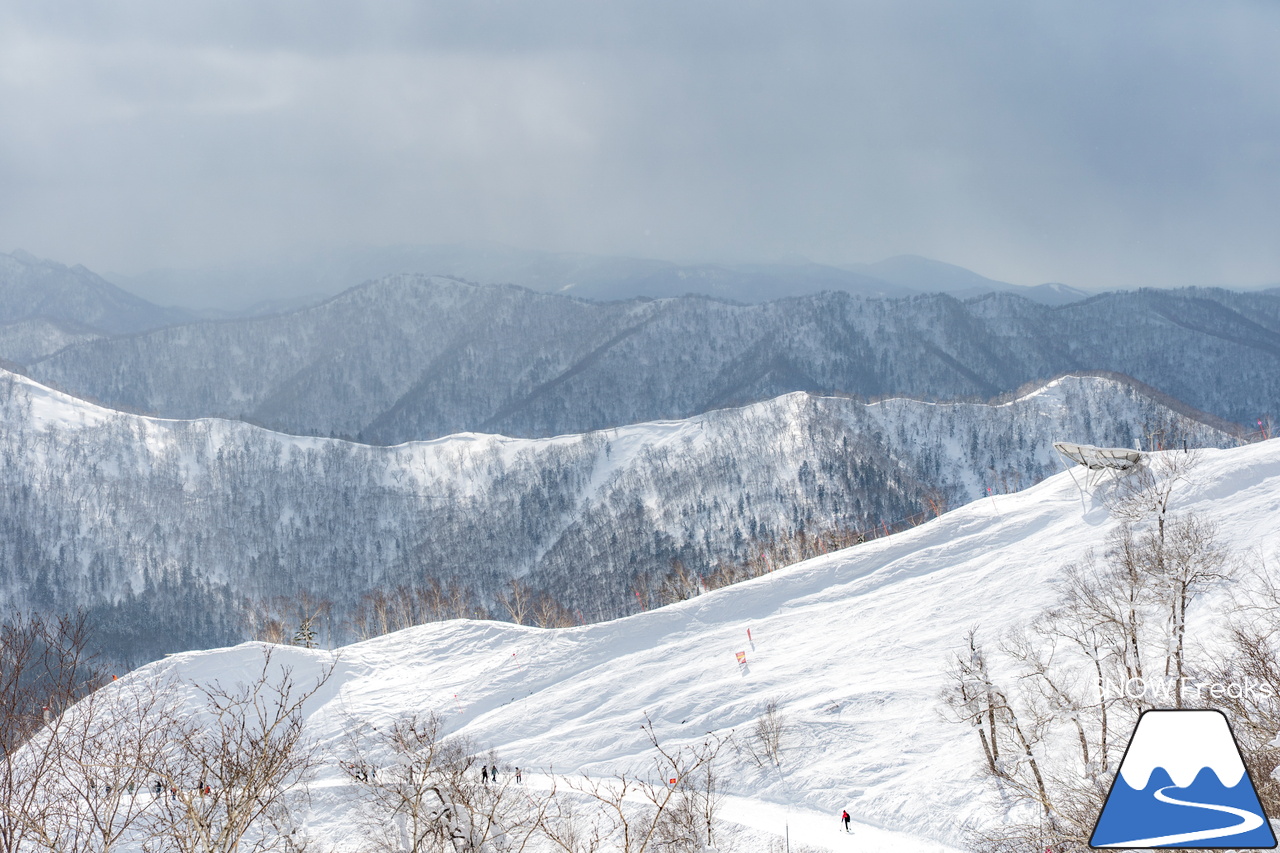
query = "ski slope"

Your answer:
(132, 439), (1280, 850)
